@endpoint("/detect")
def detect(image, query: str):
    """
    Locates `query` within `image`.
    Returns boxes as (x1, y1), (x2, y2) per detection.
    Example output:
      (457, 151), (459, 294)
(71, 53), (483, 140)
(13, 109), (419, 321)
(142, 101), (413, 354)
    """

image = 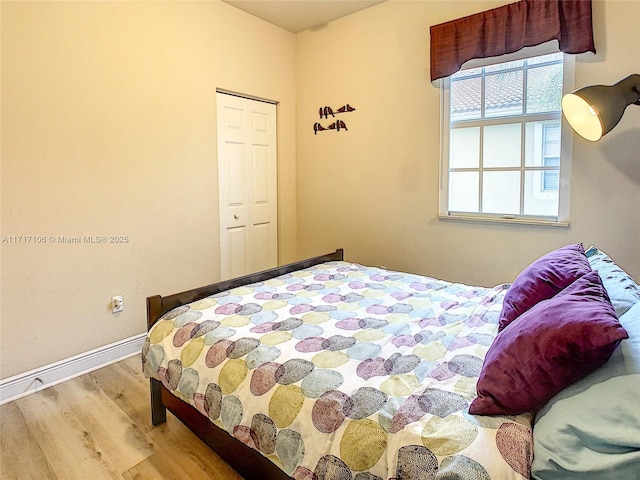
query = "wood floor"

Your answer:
(0, 355), (244, 480)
